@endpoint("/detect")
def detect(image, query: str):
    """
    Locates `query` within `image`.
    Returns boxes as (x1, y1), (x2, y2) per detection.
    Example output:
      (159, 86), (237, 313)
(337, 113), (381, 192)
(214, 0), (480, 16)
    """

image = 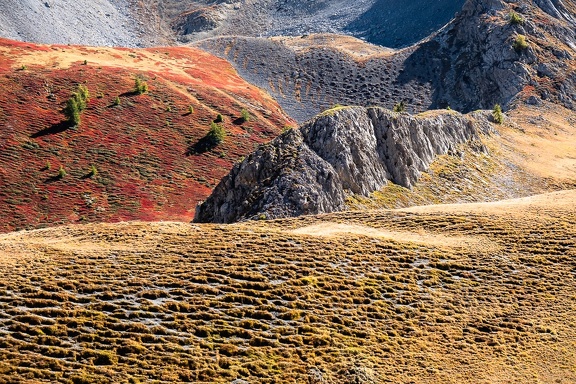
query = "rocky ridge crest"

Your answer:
(194, 107), (493, 223)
